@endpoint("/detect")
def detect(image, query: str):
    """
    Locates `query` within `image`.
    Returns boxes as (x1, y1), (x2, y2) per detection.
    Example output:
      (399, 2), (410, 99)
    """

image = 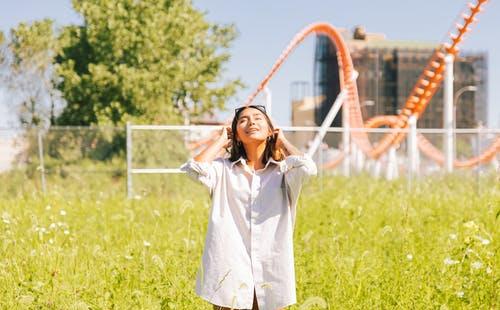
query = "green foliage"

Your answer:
(55, 0), (242, 126)
(6, 19), (62, 126)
